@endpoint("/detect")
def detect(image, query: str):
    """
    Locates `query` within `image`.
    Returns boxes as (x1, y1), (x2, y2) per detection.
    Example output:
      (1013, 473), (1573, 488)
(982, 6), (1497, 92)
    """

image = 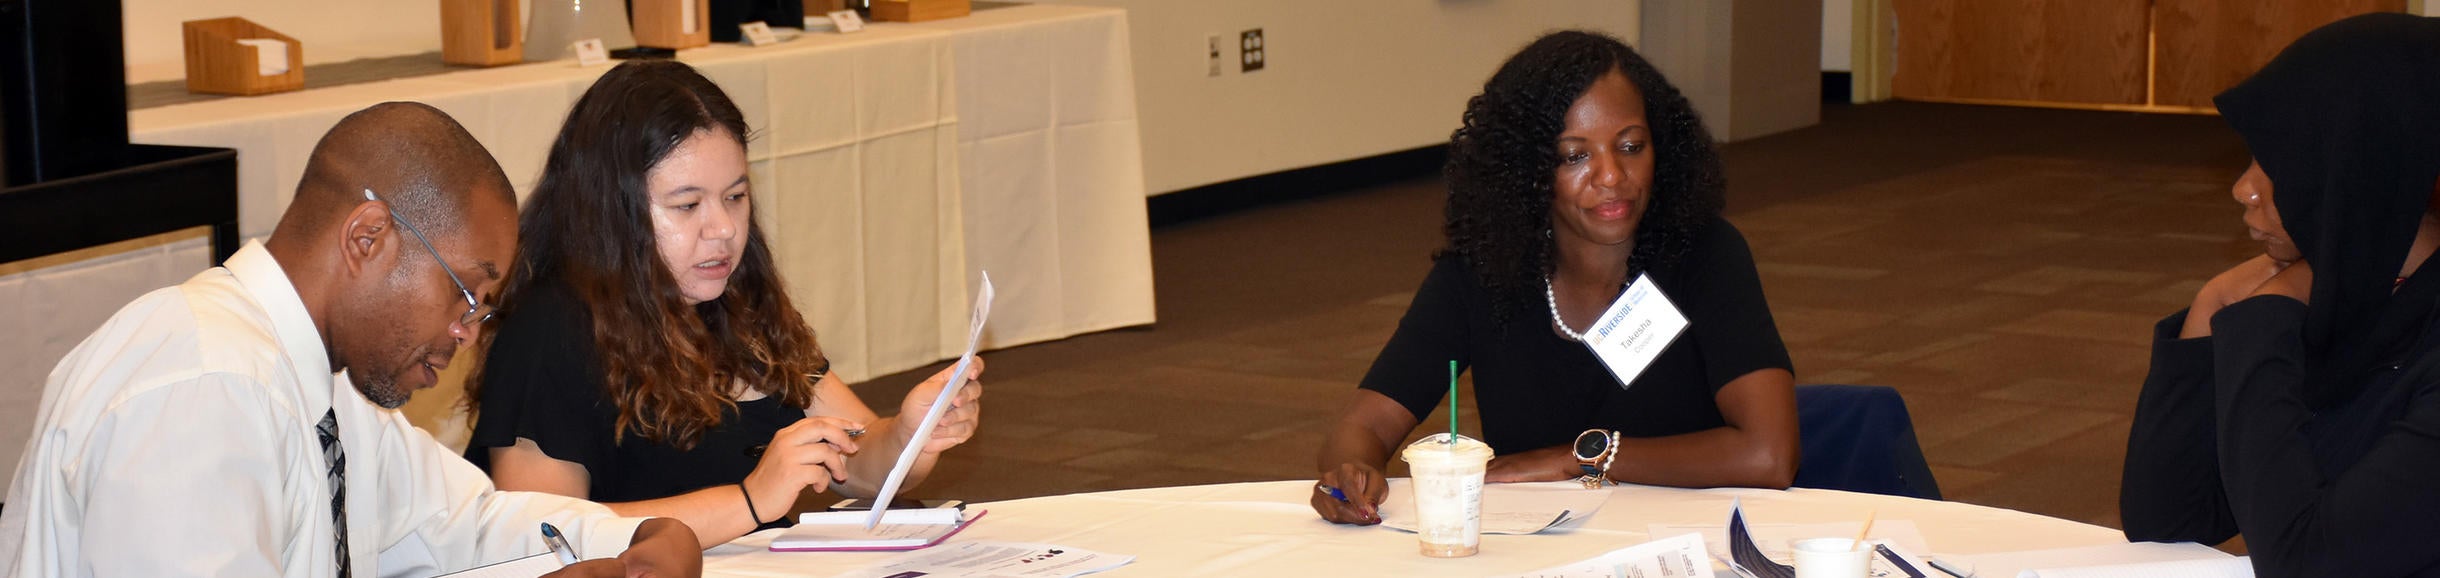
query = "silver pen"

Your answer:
(1928, 556), (1975, 578)
(539, 522), (579, 566)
